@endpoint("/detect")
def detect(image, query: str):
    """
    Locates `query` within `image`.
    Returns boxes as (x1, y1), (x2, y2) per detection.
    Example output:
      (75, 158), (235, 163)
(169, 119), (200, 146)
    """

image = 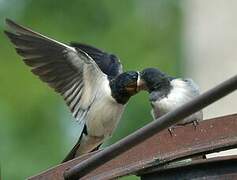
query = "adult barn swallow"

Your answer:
(4, 19), (139, 162)
(139, 68), (203, 130)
